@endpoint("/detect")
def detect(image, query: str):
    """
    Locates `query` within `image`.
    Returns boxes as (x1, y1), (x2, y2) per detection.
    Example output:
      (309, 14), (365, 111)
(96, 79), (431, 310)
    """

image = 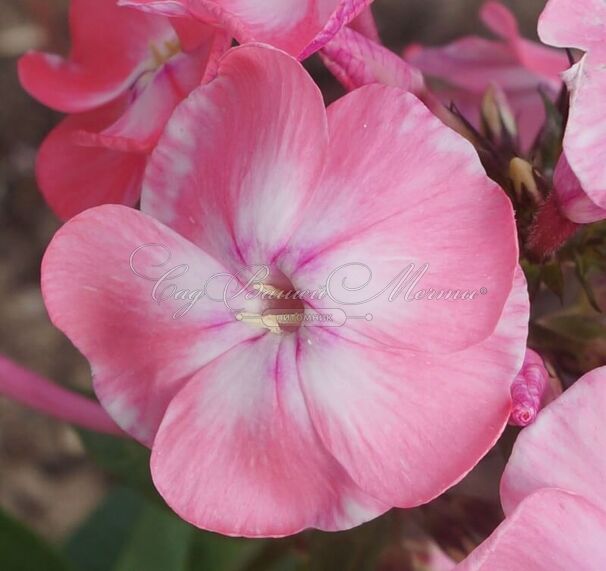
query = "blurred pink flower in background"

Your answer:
(319, 1), (567, 148)
(319, 21), (467, 137)
(118, 0), (374, 59)
(455, 366), (606, 570)
(405, 1), (568, 151)
(41, 45), (528, 537)
(539, 0), (606, 223)
(18, 0), (229, 220)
